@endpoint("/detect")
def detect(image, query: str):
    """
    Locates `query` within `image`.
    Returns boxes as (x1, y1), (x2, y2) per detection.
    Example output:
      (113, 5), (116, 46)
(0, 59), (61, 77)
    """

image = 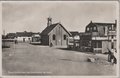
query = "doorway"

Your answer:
(23, 38), (26, 42)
